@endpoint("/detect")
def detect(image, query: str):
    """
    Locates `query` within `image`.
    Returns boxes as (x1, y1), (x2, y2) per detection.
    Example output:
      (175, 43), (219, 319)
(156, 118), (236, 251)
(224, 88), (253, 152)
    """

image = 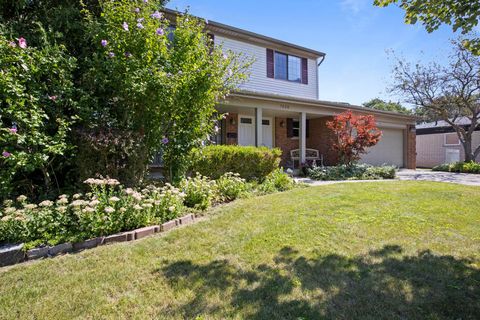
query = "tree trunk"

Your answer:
(463, 139), (474, 162)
